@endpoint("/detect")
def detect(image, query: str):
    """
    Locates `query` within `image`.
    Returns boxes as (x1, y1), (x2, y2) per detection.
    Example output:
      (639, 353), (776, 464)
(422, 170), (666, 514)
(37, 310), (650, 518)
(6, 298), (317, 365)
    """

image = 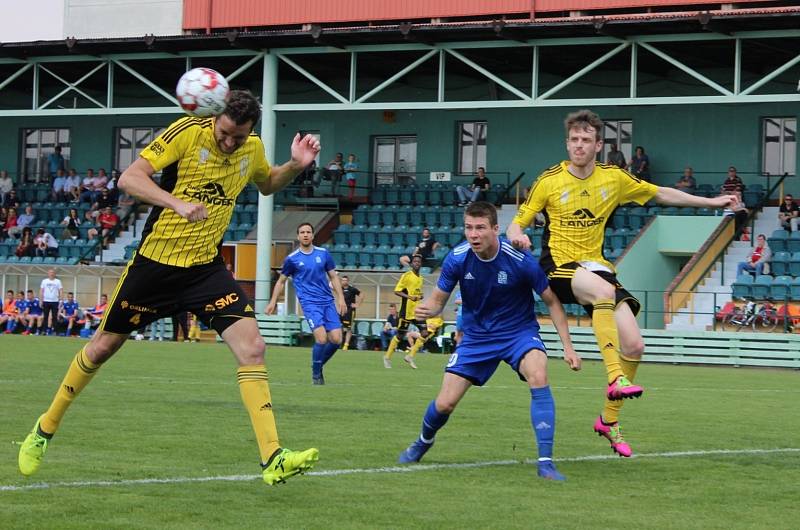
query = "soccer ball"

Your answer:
(176, 67), (230, 117)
